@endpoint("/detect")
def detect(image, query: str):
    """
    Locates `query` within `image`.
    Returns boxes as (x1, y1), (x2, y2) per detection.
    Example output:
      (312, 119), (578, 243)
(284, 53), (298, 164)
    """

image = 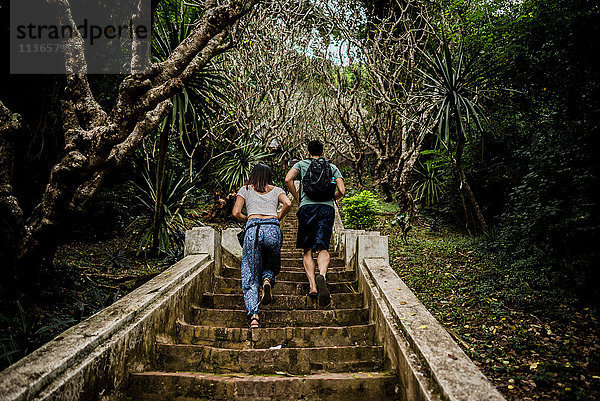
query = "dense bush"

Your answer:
(482, 123), (599, 309)
(457, 0), (600, 308)
(341, 190), (377, 230)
